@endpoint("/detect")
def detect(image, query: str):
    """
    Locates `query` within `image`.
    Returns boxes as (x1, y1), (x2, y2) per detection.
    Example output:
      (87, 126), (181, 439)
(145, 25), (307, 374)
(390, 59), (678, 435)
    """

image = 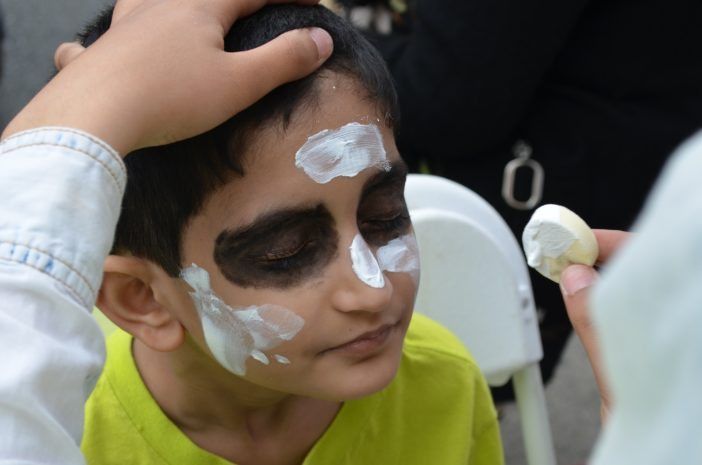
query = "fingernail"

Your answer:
(308, 27), (333, 60)
(560, 265), (598, 296)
